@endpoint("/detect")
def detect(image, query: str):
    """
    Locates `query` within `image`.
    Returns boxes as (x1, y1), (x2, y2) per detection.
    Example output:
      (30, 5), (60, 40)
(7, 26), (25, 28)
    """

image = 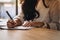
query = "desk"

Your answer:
(0, 28), (60, 40)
